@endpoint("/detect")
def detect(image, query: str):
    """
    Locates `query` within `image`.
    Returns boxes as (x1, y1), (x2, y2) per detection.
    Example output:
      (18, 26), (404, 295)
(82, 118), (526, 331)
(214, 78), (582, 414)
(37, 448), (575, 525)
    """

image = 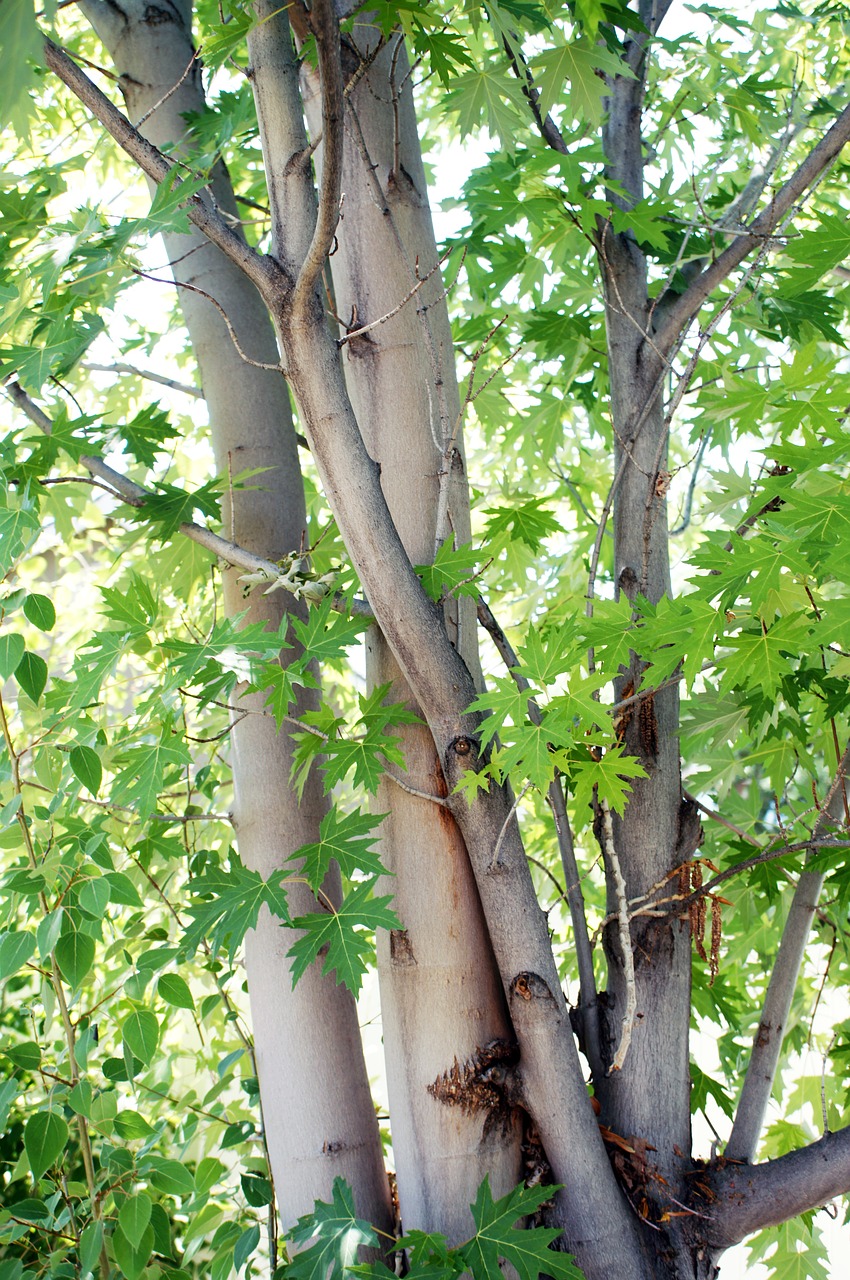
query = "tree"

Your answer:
(2, 2), (850, 1279)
